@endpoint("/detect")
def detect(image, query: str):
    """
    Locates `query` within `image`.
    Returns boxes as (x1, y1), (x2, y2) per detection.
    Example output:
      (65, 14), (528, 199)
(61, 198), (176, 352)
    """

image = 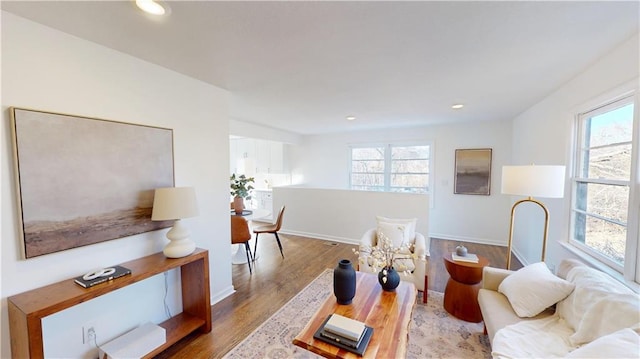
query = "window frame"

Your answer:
(569, 90), (640, 284)
(348, 142), (433, 196)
